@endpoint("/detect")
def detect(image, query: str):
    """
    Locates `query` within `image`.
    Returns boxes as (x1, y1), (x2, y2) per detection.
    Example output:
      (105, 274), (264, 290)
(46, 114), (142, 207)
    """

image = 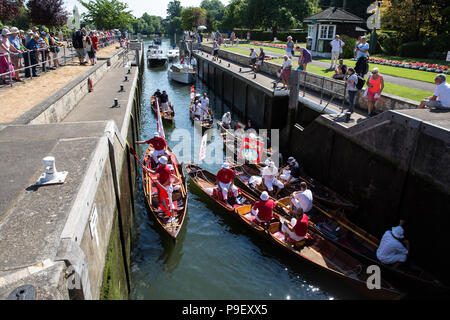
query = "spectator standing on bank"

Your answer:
(345, 67), (358, 113)
(91, 32), (99, 63)
(256, 47), (265, 72)
(85, 36), (95, 65)
(249, 47), (257, 72)
(247, 31), (251, 41)
(58, 29), (64, 42)
(355, 36), (369, 77)
(365, 68), (384, 117)
(72, 25), (87, 65)
(330, 35), (344, 69)
(8, 27), (24, 82)
(418, 74), (450, 110)
(24, 33), (41, 78)
(230, 32), (235, 46)
(212, 41), (219, 61)
(280, 55), (292, 90)
(286, 36), (294, 58)
(1, 28), (16, 84)
(49, 32), (61, 68)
